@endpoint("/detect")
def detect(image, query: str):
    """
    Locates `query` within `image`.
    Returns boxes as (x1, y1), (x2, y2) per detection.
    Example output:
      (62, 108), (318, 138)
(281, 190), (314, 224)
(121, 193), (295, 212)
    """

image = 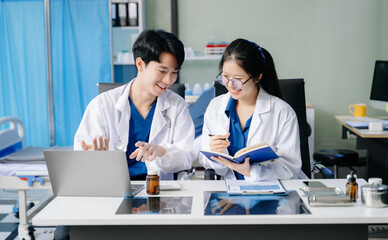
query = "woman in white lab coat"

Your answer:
(74, 30), (195, 180)
(199, 39), (301, 180)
